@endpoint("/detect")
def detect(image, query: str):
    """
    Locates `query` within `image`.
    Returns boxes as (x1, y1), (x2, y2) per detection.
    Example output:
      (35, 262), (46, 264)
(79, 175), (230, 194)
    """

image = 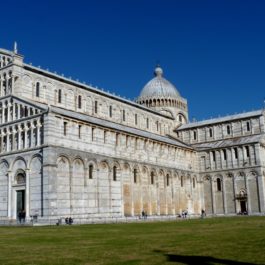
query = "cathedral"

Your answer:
(0, 45), (264, 223)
